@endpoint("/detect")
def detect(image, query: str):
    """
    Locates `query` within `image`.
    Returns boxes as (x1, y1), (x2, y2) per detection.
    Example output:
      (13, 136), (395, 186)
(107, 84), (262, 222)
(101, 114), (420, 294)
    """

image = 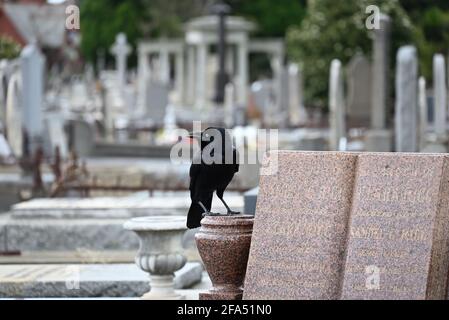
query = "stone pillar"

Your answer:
(395, 46), (418, 152)
(124, 216), (187, 300)
(186, 46), (196, 105)
(288, 63), (307, 127)
(160, 49), (170, 85)
(329, 59), (346, 151)
(365, 14), (393, 152)
(5, 71), (22, 158)
(138, 50), (150, 114)
(418, 77), (428, 151)
(224, 83), (235, 128)
(20, 43), (45, 154)
(196, 215), (254, 300)
(175, 50), (184, 103)
(371, 14), (391, 129)
(226, 46), (234, 77)
(271, 55), (283, 126)
(195, 43), (208, 110)
(237, 40), (248, 107)
(433, 54), (447, 141)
